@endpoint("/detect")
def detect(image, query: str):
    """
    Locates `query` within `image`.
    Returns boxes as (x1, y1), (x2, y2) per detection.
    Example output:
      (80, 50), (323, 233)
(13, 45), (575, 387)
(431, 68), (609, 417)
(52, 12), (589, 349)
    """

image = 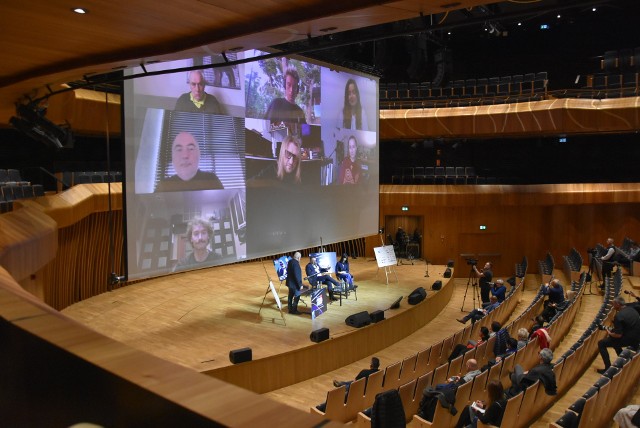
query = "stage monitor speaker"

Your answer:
(310, 327), (330, 343)
(370, 310), (385, 323)
(408, 287), (427, 305)
(447, 259), (454, 267)
(389, 296), (403, 310)
(432, 280), (442, 291)
(345, 311), (371, 328)
(443, 267), (452, 278)
(229, 347), (252, 364)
